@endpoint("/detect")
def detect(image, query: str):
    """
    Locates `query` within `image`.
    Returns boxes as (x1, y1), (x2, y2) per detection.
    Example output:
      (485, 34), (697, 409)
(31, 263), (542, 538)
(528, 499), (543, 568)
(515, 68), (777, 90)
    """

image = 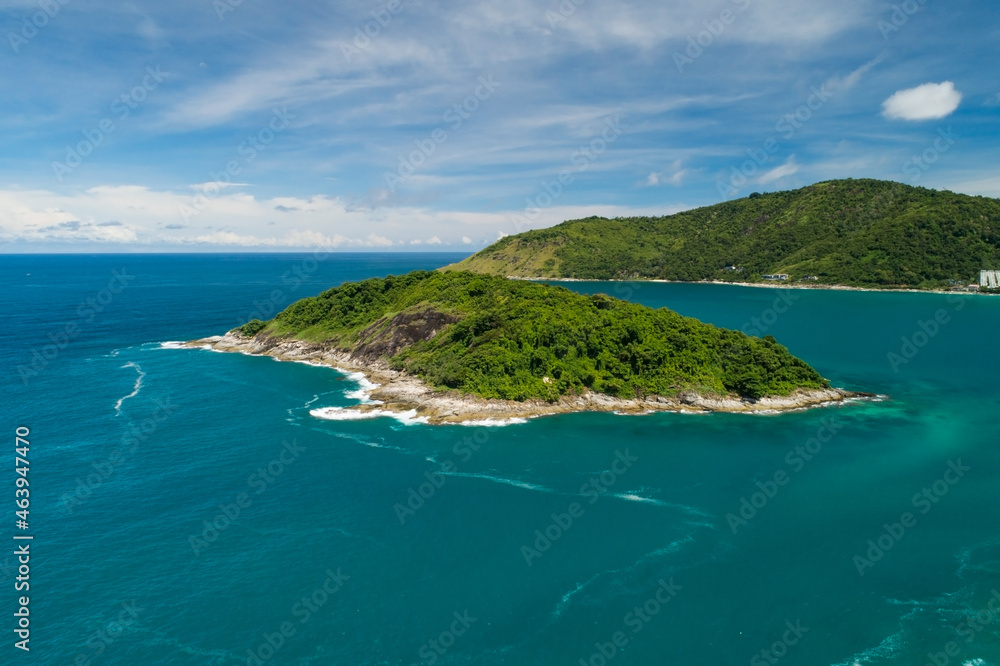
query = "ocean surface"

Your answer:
(2, 253), (999, 666)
